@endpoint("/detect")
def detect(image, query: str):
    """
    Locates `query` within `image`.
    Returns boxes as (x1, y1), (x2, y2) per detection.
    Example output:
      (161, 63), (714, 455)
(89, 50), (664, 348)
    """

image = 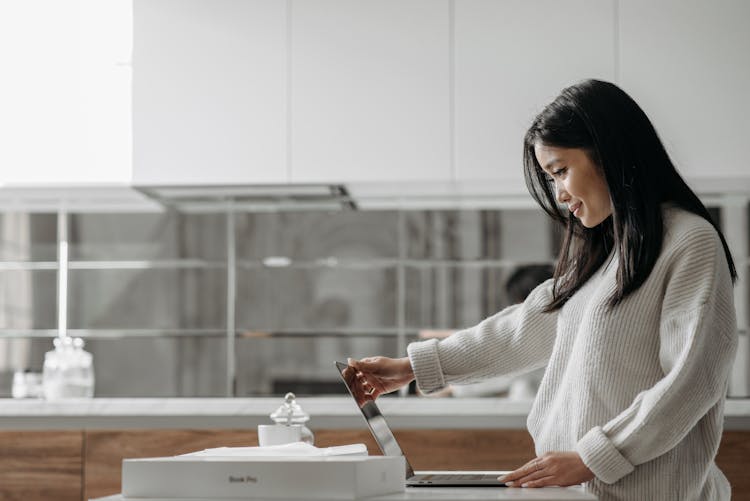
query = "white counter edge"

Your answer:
(1, 397), (749, 430)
